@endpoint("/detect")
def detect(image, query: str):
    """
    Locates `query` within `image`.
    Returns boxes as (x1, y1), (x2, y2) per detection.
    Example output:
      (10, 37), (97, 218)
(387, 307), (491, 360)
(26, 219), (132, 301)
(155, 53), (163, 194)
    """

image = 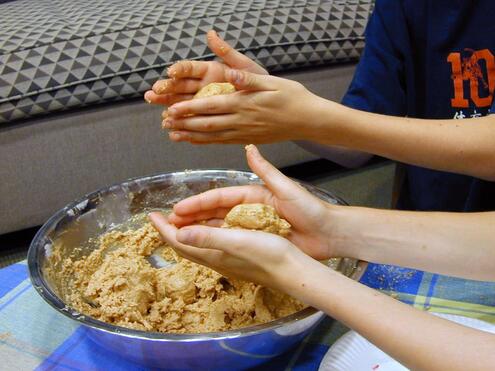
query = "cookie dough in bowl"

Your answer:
(51, 206), (305, 334)
(28, 170), (365, 369)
